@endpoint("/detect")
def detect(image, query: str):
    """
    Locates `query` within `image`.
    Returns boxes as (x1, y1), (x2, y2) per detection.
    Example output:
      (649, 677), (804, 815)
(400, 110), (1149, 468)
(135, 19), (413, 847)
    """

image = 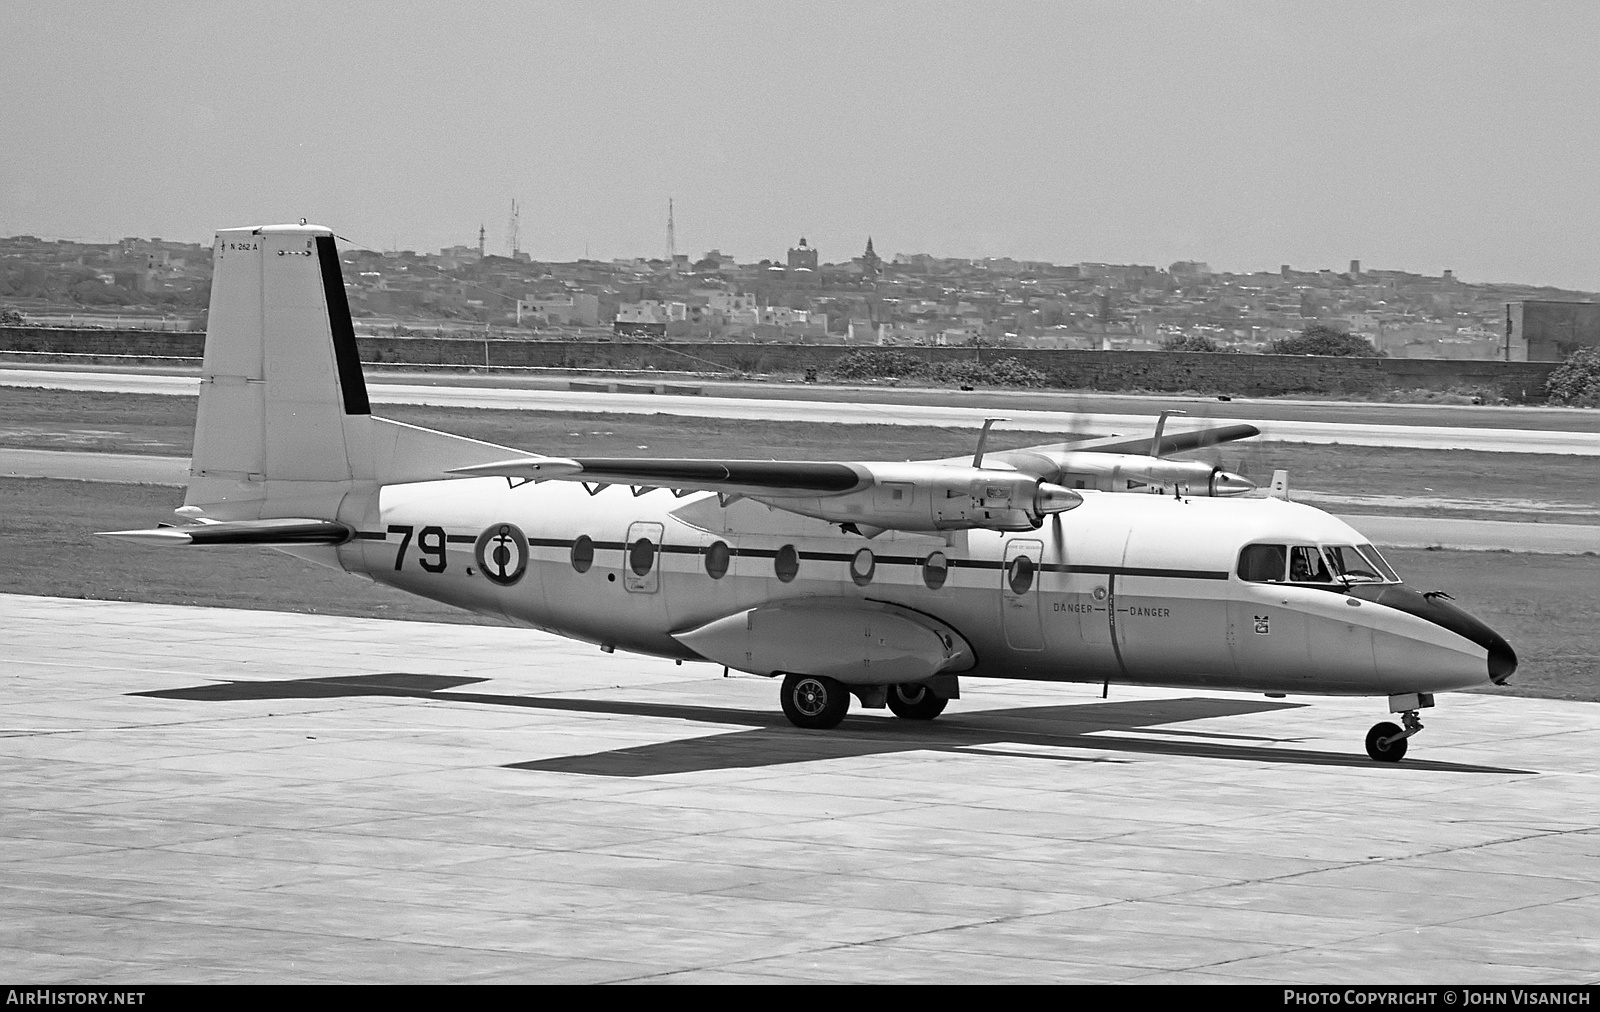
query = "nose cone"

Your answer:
(1486, 632), (1518, 685)
(1350, 585), (1518, 684)
(1211, 470), (1256, 496)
